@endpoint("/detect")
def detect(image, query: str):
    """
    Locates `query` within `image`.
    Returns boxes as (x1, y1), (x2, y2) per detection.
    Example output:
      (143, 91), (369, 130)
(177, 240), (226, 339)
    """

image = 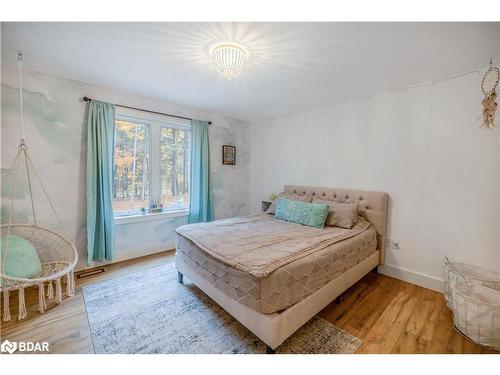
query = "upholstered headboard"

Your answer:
(283, 185), (388, 265)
